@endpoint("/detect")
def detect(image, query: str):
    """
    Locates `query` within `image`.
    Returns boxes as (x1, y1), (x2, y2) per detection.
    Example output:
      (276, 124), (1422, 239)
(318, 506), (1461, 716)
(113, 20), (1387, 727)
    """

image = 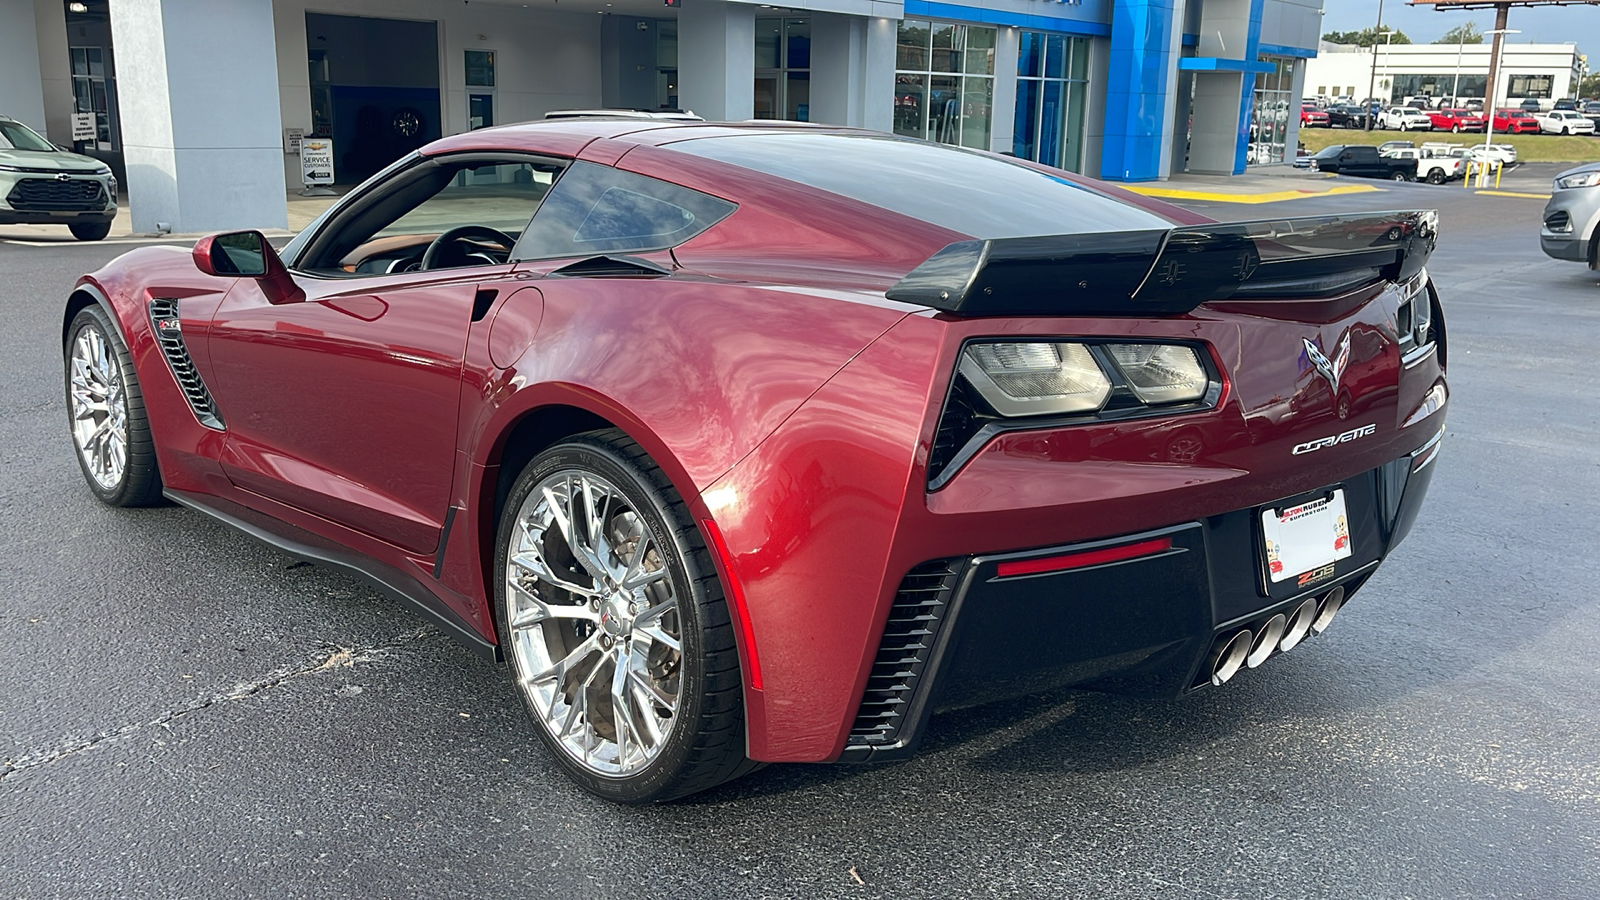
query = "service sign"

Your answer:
(71, 113), (95, 142)
(300, 139), (334, 186)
